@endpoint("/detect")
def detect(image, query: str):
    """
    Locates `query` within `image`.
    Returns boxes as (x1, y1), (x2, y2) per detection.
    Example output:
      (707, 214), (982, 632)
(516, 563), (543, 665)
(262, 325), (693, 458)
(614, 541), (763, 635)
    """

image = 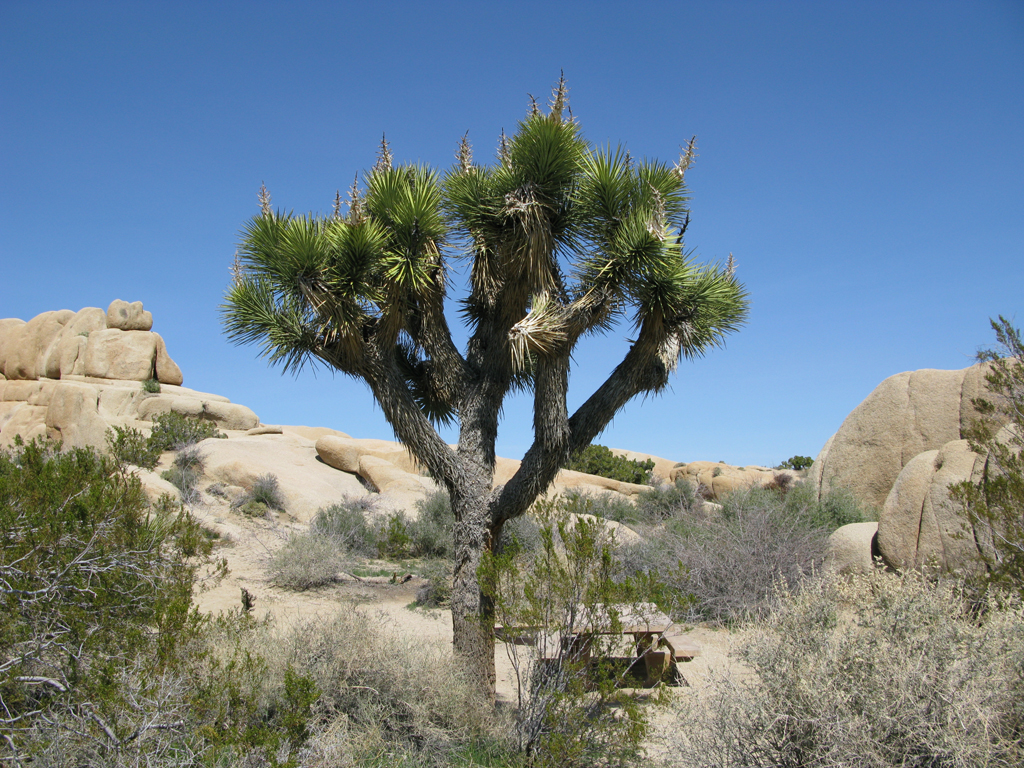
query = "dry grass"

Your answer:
(668, 569), (1024, 768)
